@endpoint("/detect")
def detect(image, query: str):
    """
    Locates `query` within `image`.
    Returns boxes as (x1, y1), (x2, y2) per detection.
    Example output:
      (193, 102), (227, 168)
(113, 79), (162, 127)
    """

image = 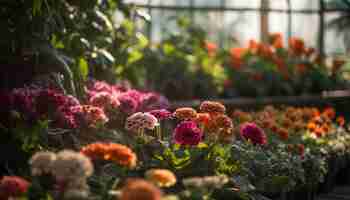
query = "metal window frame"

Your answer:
(129, 0), (349, 55)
